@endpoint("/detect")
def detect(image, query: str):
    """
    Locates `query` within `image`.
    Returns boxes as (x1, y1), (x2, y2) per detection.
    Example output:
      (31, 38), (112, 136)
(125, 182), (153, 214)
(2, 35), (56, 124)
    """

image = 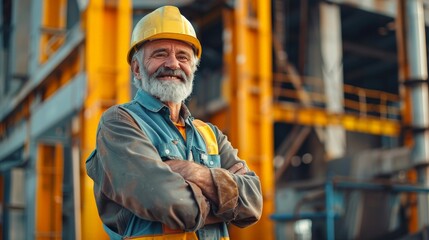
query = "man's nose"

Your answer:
(164, 55), (180, 70)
